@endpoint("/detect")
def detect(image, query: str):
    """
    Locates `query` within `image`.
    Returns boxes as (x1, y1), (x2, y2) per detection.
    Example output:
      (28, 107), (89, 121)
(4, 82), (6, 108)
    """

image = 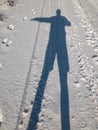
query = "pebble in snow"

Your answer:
(19, 120), (23, 128)
(6, 41), (12, 47)
(2, 38), (8, 44)
(31, 101), (33, 105)
(23, 109), (29, 116)
(7, 24), (15, 30)
(23, 17), (28, 20)
(23, 109), (29, 113)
